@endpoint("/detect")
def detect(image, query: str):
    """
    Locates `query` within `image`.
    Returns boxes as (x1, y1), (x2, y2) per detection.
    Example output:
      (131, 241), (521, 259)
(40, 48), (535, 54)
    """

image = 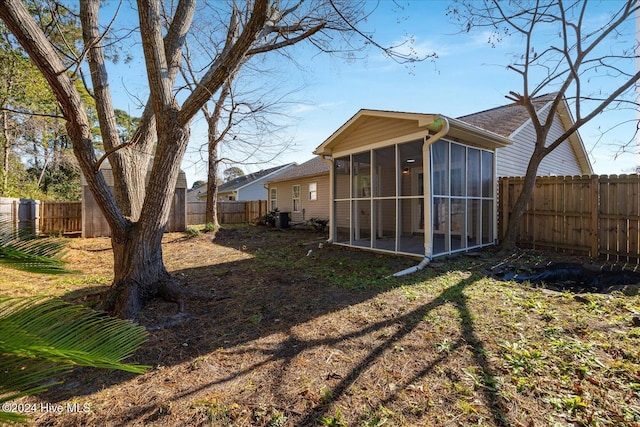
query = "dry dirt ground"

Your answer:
(1, 225), (639, 426)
